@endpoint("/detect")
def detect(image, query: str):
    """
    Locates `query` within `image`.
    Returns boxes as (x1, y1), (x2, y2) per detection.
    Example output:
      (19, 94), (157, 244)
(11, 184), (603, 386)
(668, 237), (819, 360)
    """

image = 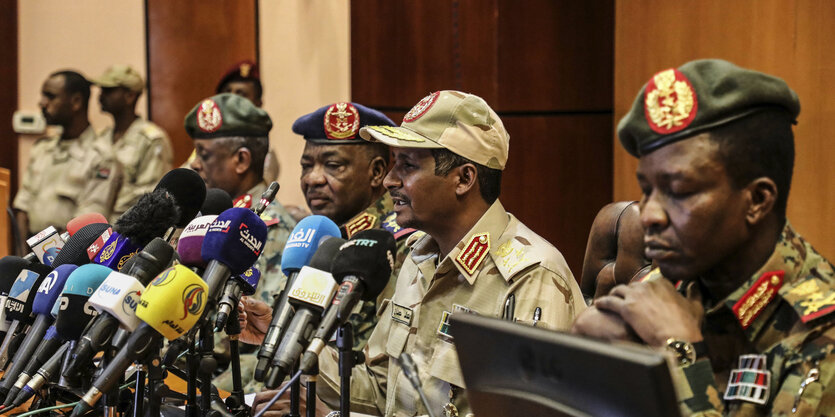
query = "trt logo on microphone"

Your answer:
(286, 228), (316, 249)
